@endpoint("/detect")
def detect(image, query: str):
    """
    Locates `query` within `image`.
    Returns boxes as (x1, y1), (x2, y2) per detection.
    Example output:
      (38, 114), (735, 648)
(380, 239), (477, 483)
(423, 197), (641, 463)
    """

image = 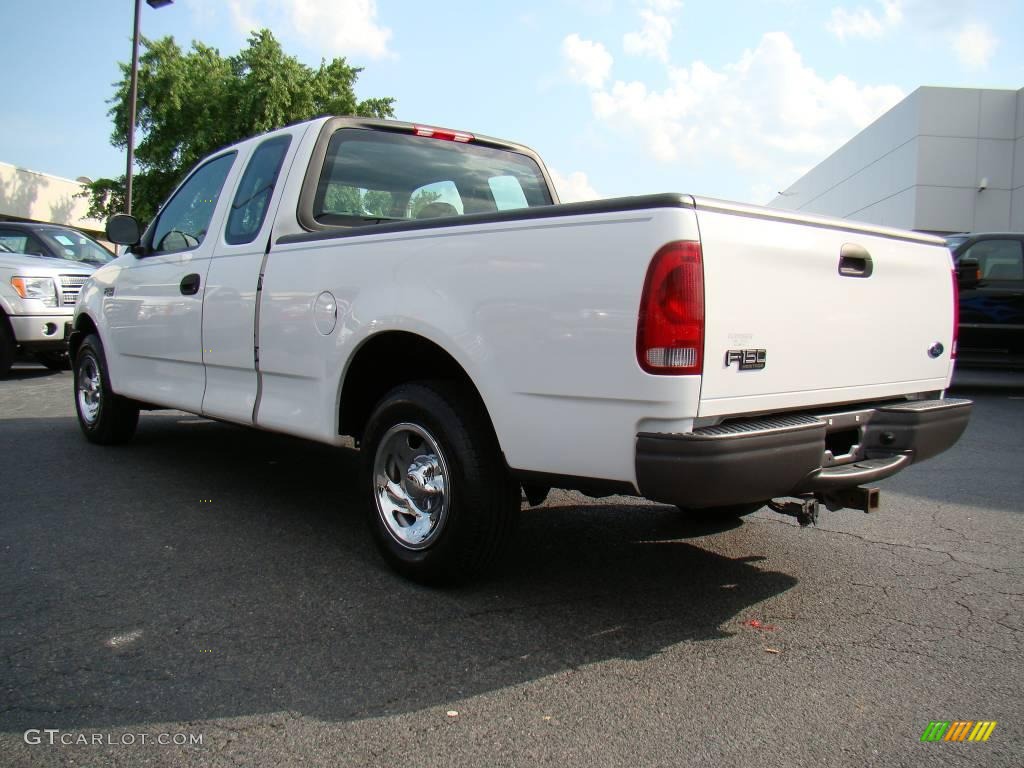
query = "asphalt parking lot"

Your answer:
(1, 365), (1022, 767)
